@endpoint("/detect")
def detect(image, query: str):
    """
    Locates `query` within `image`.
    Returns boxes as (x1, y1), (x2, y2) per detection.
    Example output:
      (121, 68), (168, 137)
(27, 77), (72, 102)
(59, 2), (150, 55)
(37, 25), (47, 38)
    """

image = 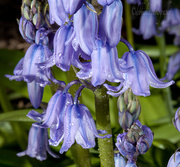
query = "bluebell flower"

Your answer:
(133, 11), (160, 40)
(59, 103), (112, 153)
(104, 50), (174, 97)
(126, 0), (141, 5)
(73, 2), (98, 55)
(48, 0), (69, 26)
(17, 123), (59, 161)
(173, 107), (180, 132)
(77, 40), (130, 87)
(160, 8), (180, 31)
(167, 152), (180, 167)
(5, 28), (65, 108)
(167, 51), (180, 81)
(150, 0), (162, 12)
(99, 0), (123, 47)
(27, 90), (73, 146)
(19, 16), (36, 43)
(62, 0), (85, 15)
